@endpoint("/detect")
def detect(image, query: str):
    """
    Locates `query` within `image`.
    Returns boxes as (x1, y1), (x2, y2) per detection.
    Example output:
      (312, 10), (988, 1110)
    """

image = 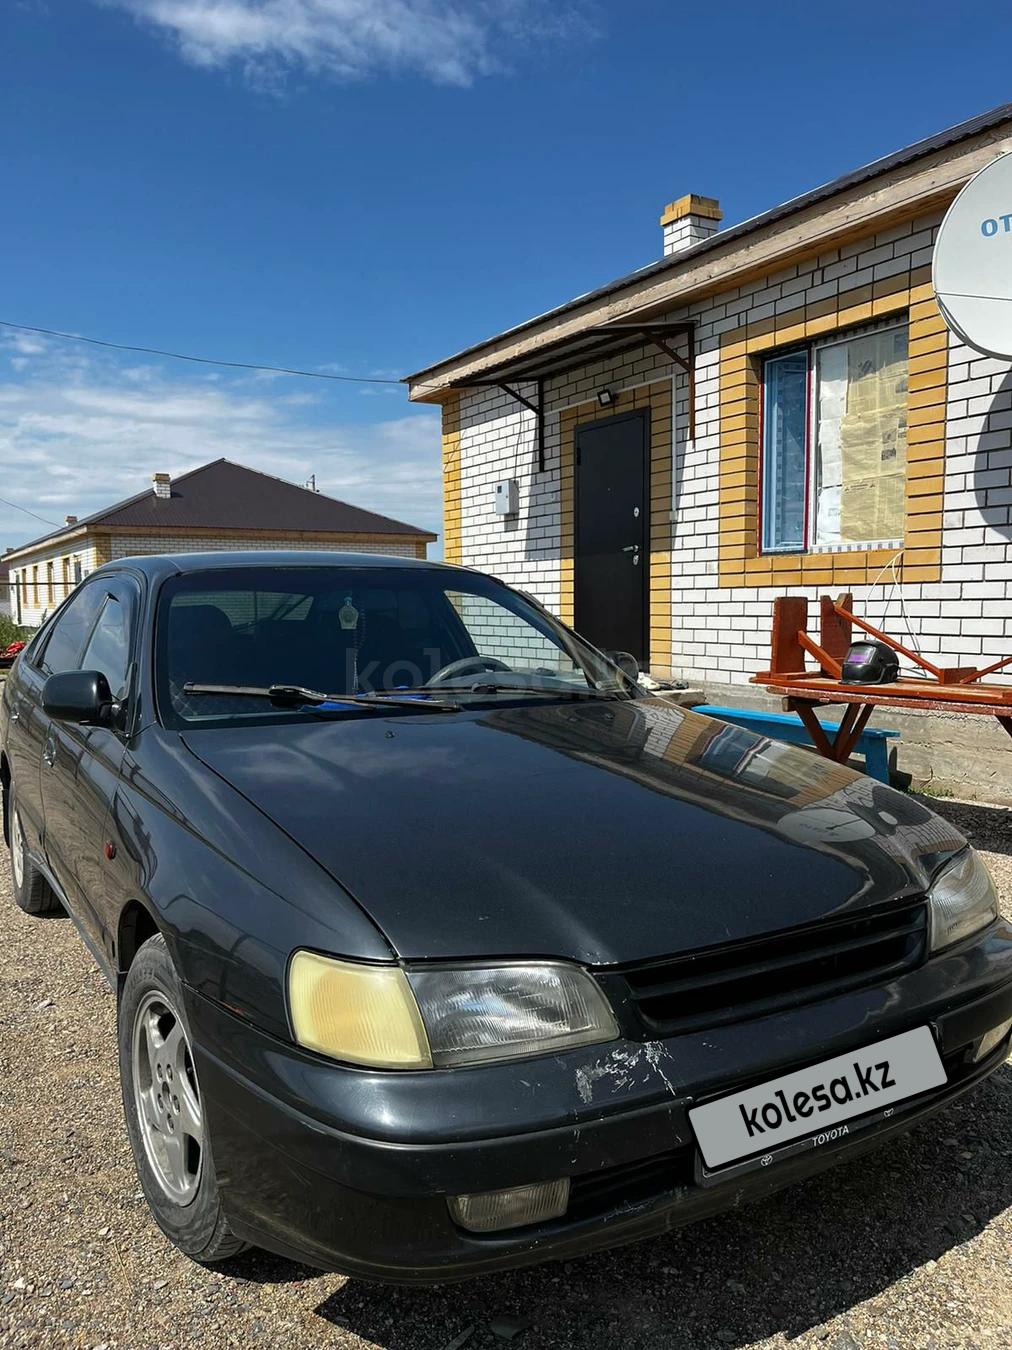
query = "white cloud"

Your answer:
(4, 332), (47, 356)
(0, 350), (442, 553)
(102, 0), (593, 88)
